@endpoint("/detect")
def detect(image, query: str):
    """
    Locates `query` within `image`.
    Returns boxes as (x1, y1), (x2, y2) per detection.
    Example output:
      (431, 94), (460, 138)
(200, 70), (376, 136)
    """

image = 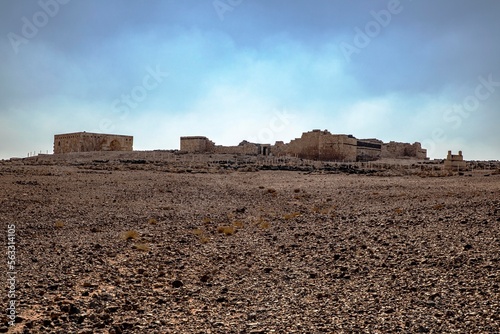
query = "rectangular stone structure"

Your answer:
(54, 132), (133, 154)
(444, 150), (467, 171)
